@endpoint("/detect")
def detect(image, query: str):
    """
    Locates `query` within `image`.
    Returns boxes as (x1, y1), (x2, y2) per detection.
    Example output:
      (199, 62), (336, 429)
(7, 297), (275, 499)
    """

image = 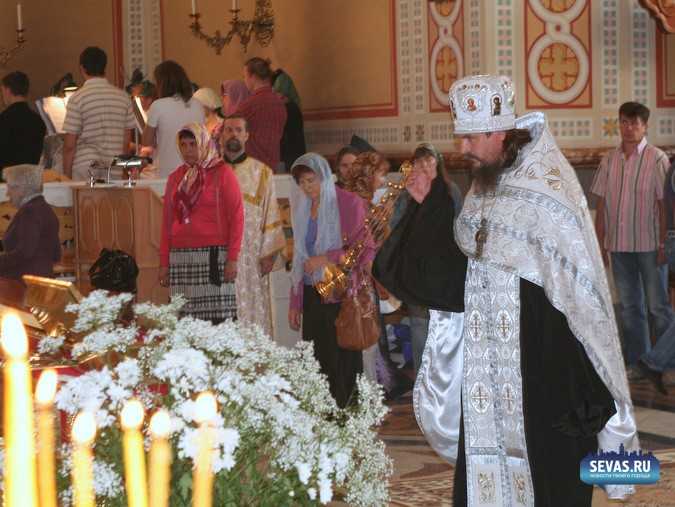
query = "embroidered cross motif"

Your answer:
(472, 385), (489, 412)
(503, 385), (515, 412)
(470, 313), (482, 338)
(497, 313), (512, 339)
